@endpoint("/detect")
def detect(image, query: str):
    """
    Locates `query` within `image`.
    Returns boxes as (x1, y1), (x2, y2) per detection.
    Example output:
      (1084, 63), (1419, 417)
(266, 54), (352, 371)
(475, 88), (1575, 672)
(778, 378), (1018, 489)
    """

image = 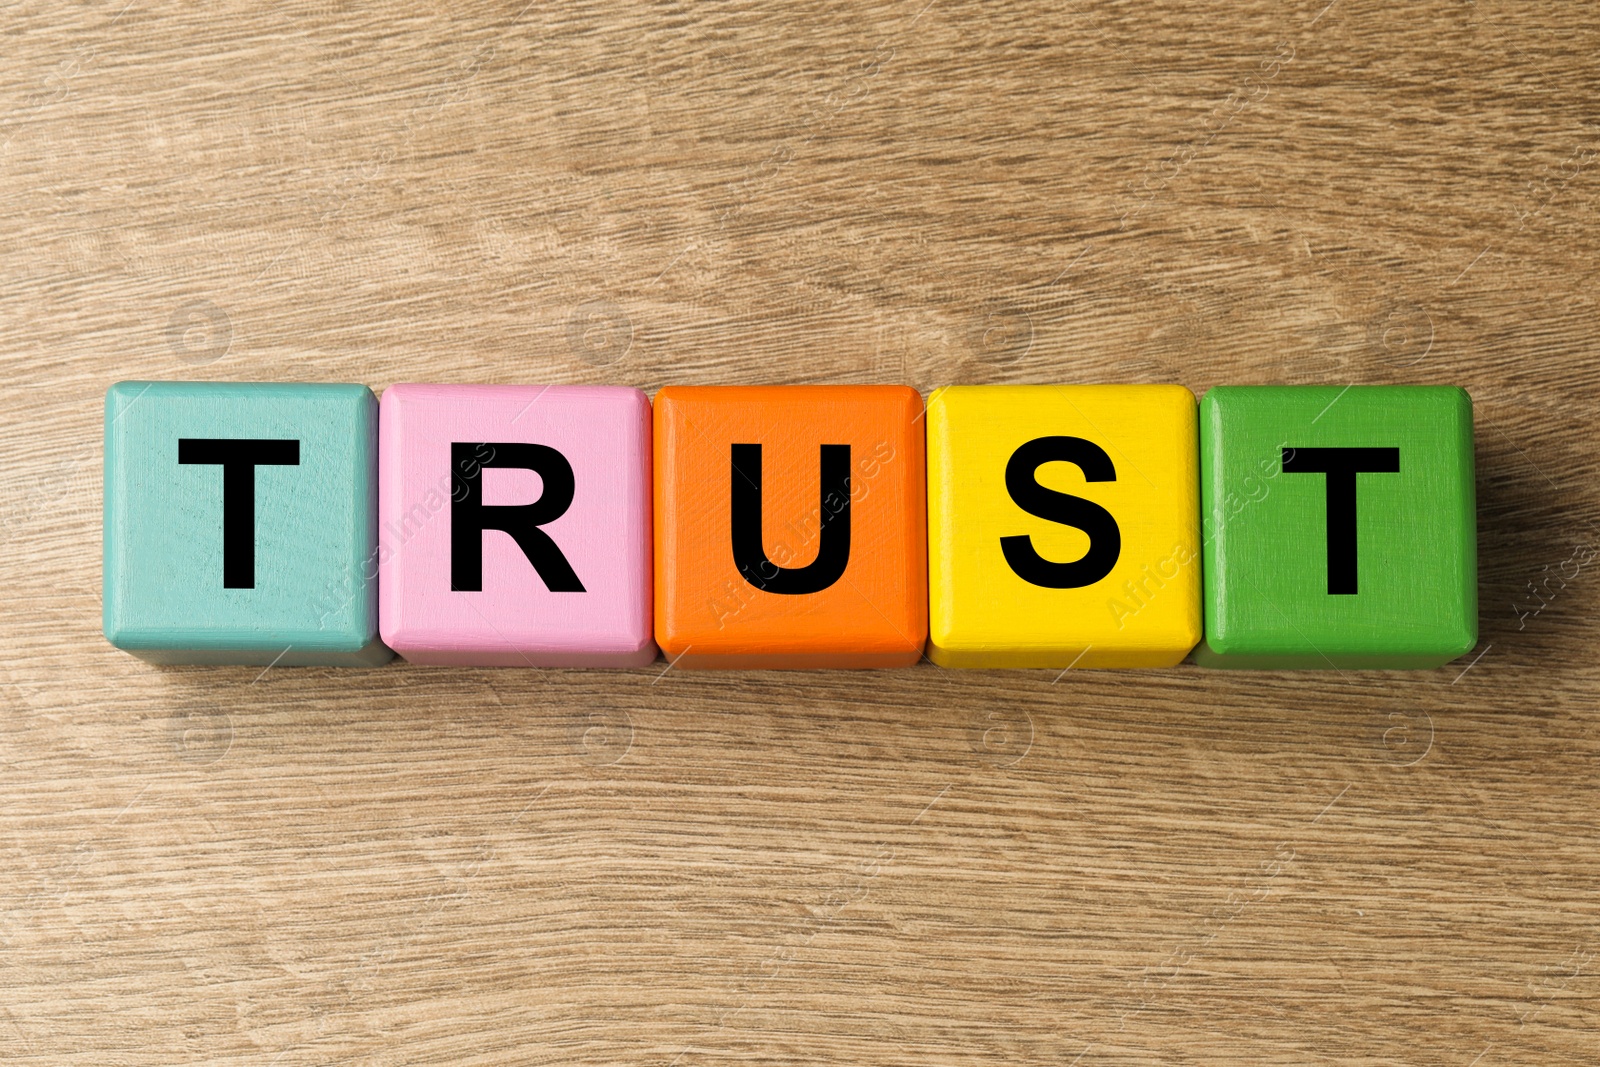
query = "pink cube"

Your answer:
(378, 384), (655, 667)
